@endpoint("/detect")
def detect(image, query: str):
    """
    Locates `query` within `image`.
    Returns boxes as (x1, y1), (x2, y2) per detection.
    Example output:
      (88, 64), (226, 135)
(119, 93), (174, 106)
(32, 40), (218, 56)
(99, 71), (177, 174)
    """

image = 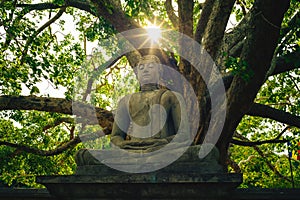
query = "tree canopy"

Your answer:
(0, 0), (299, 188)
